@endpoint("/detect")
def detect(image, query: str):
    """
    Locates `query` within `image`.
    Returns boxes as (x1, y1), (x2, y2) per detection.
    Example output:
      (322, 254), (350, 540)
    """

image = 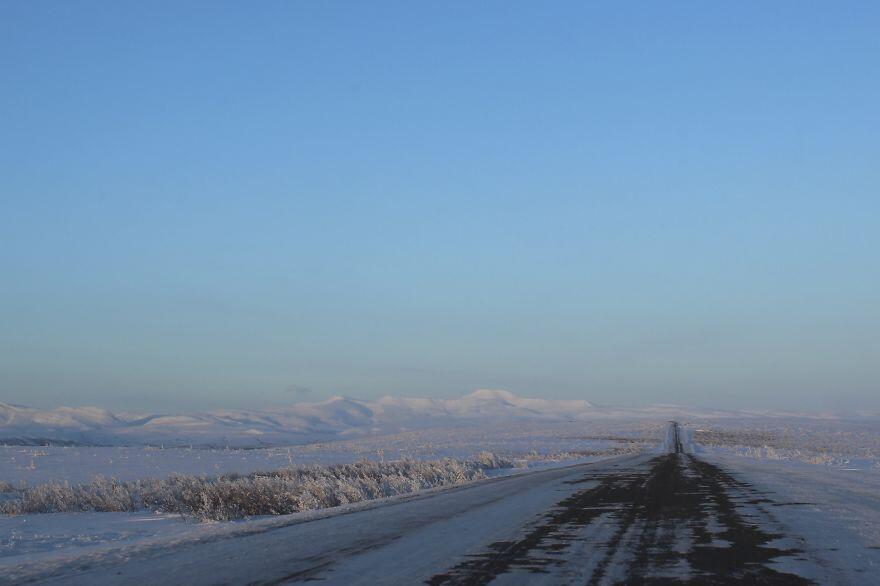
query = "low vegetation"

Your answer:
(691, 425), (880, 467)
(0, 453), (513, 521)
(515, 443), (645, 465)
